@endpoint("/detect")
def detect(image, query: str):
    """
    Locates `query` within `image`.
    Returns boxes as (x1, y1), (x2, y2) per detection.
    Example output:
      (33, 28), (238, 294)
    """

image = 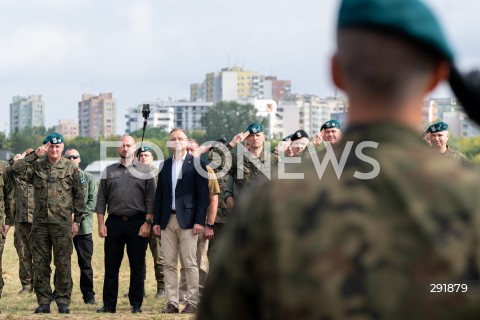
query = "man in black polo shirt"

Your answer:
(95, 135), (156, 314)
